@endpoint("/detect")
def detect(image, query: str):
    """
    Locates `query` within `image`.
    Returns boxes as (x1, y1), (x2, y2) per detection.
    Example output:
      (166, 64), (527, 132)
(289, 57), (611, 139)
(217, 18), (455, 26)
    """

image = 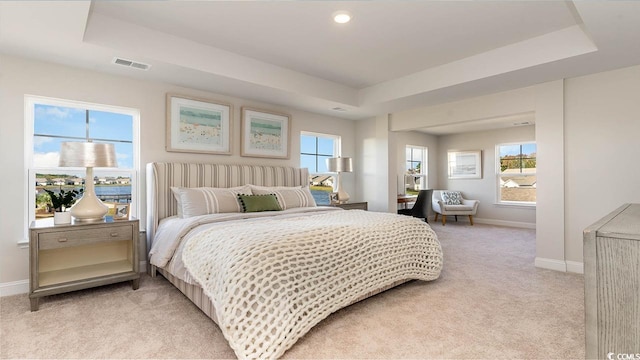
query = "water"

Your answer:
(311, 190), (330, 205)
